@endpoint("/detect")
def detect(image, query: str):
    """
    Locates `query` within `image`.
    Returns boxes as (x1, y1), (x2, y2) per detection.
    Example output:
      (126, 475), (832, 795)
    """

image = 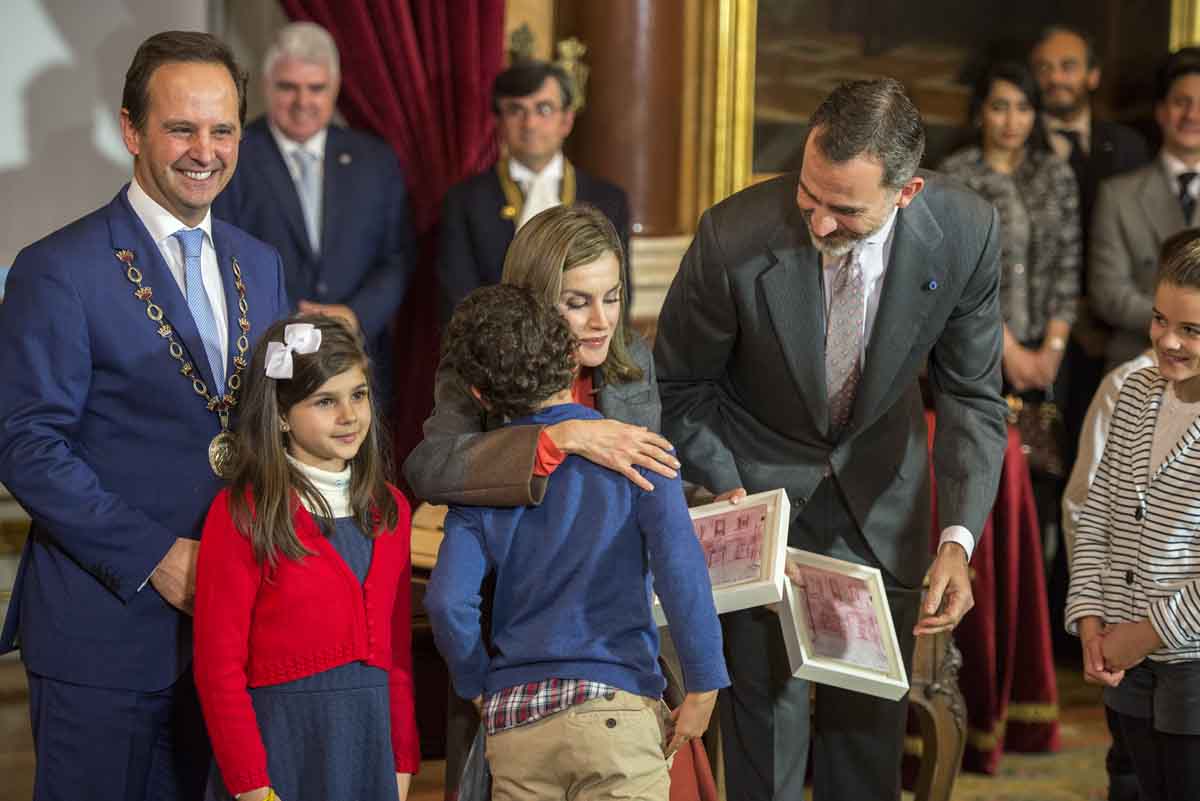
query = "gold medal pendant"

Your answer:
(208, 430), (237, 478)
